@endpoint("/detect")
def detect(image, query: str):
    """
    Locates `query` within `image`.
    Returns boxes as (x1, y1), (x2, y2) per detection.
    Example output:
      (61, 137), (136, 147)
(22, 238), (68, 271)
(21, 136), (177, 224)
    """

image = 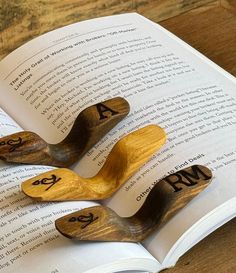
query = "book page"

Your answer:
(0, 13), (236, 265)
(0, 109), (160, 273)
